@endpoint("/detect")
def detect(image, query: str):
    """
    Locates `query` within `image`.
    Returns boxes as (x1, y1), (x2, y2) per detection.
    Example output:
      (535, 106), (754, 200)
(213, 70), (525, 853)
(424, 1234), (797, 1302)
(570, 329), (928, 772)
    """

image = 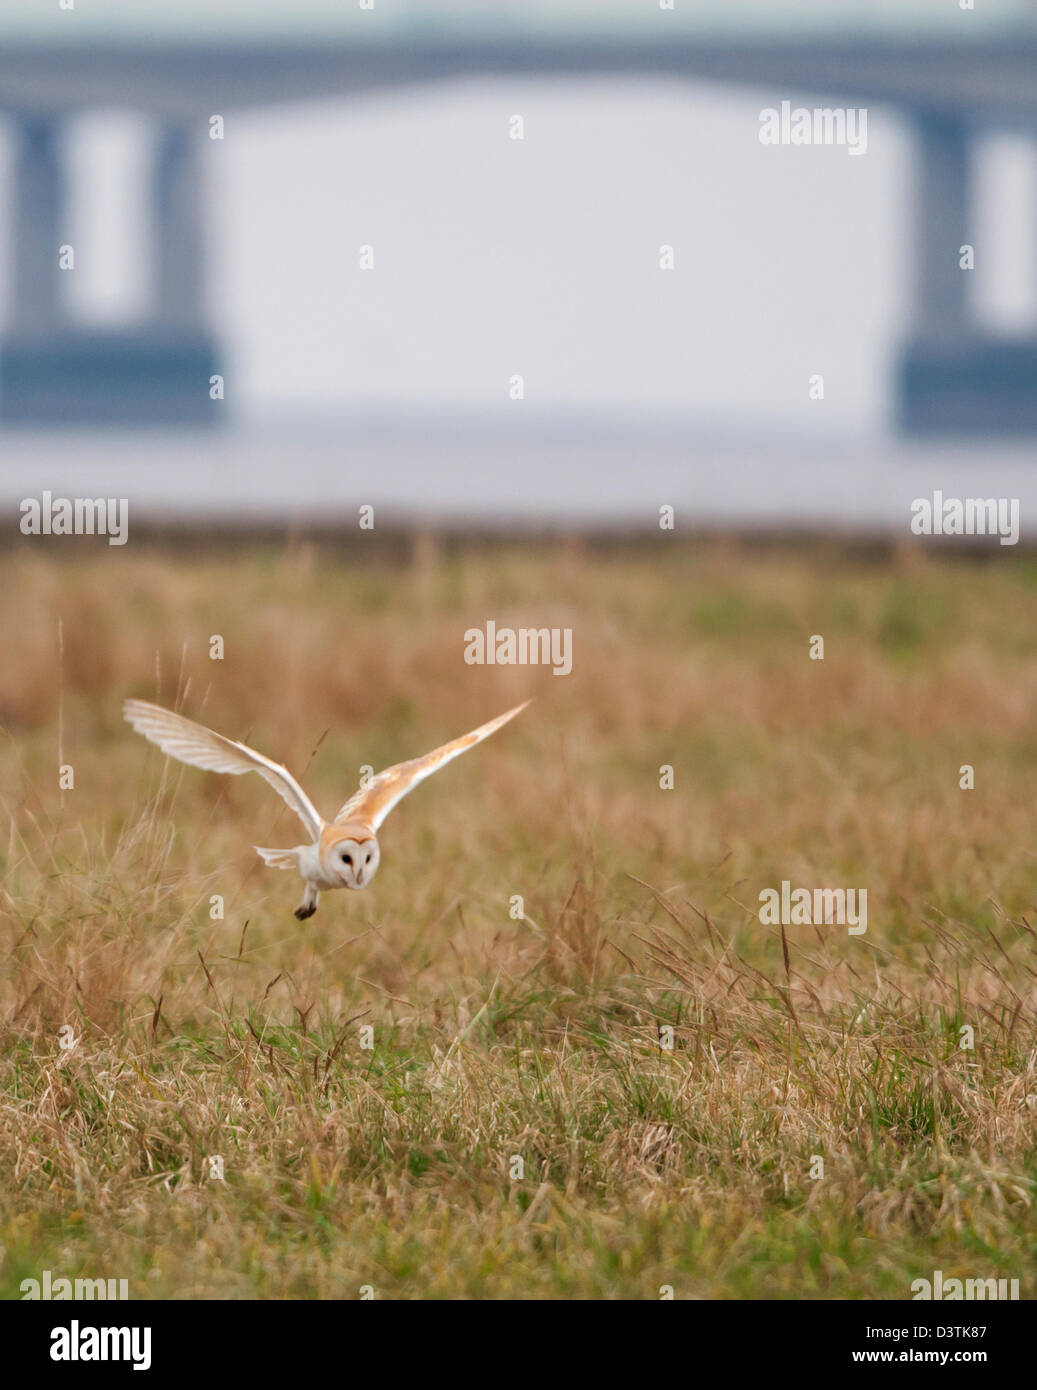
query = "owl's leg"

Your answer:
(294, 883), (319, 921)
